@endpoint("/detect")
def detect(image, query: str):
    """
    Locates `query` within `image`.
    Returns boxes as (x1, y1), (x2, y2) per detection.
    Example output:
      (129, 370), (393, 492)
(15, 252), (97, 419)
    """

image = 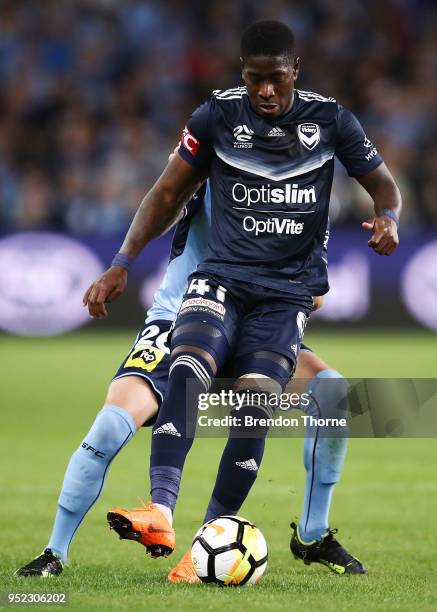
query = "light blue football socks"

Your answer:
(47, 405), (136, 562)
(45, 371), (349, 558)
(298, 370), (349, 543)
